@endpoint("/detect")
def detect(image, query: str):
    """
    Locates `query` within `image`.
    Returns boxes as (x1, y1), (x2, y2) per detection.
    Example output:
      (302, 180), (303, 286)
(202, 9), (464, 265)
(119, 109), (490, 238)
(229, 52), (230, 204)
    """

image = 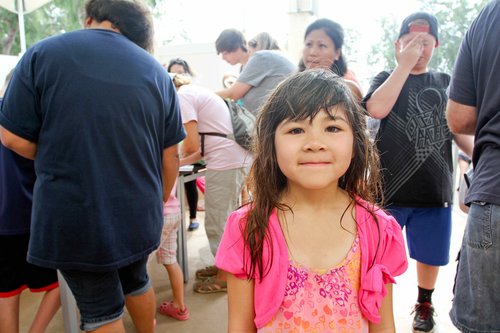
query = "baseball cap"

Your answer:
(398, 12), (439, 46)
